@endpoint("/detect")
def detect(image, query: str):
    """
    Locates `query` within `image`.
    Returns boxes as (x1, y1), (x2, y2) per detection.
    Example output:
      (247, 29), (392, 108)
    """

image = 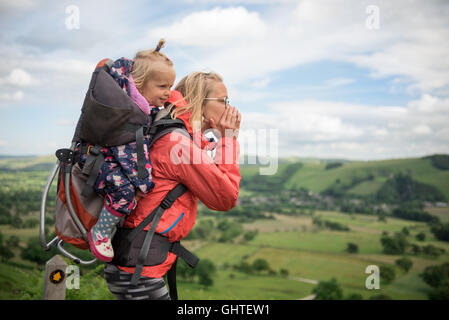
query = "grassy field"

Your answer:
(2, 208), (448, 300)
(1, 155), (448, 300)
(180, 209), (449, 300)
(178, 269), (316, 300)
